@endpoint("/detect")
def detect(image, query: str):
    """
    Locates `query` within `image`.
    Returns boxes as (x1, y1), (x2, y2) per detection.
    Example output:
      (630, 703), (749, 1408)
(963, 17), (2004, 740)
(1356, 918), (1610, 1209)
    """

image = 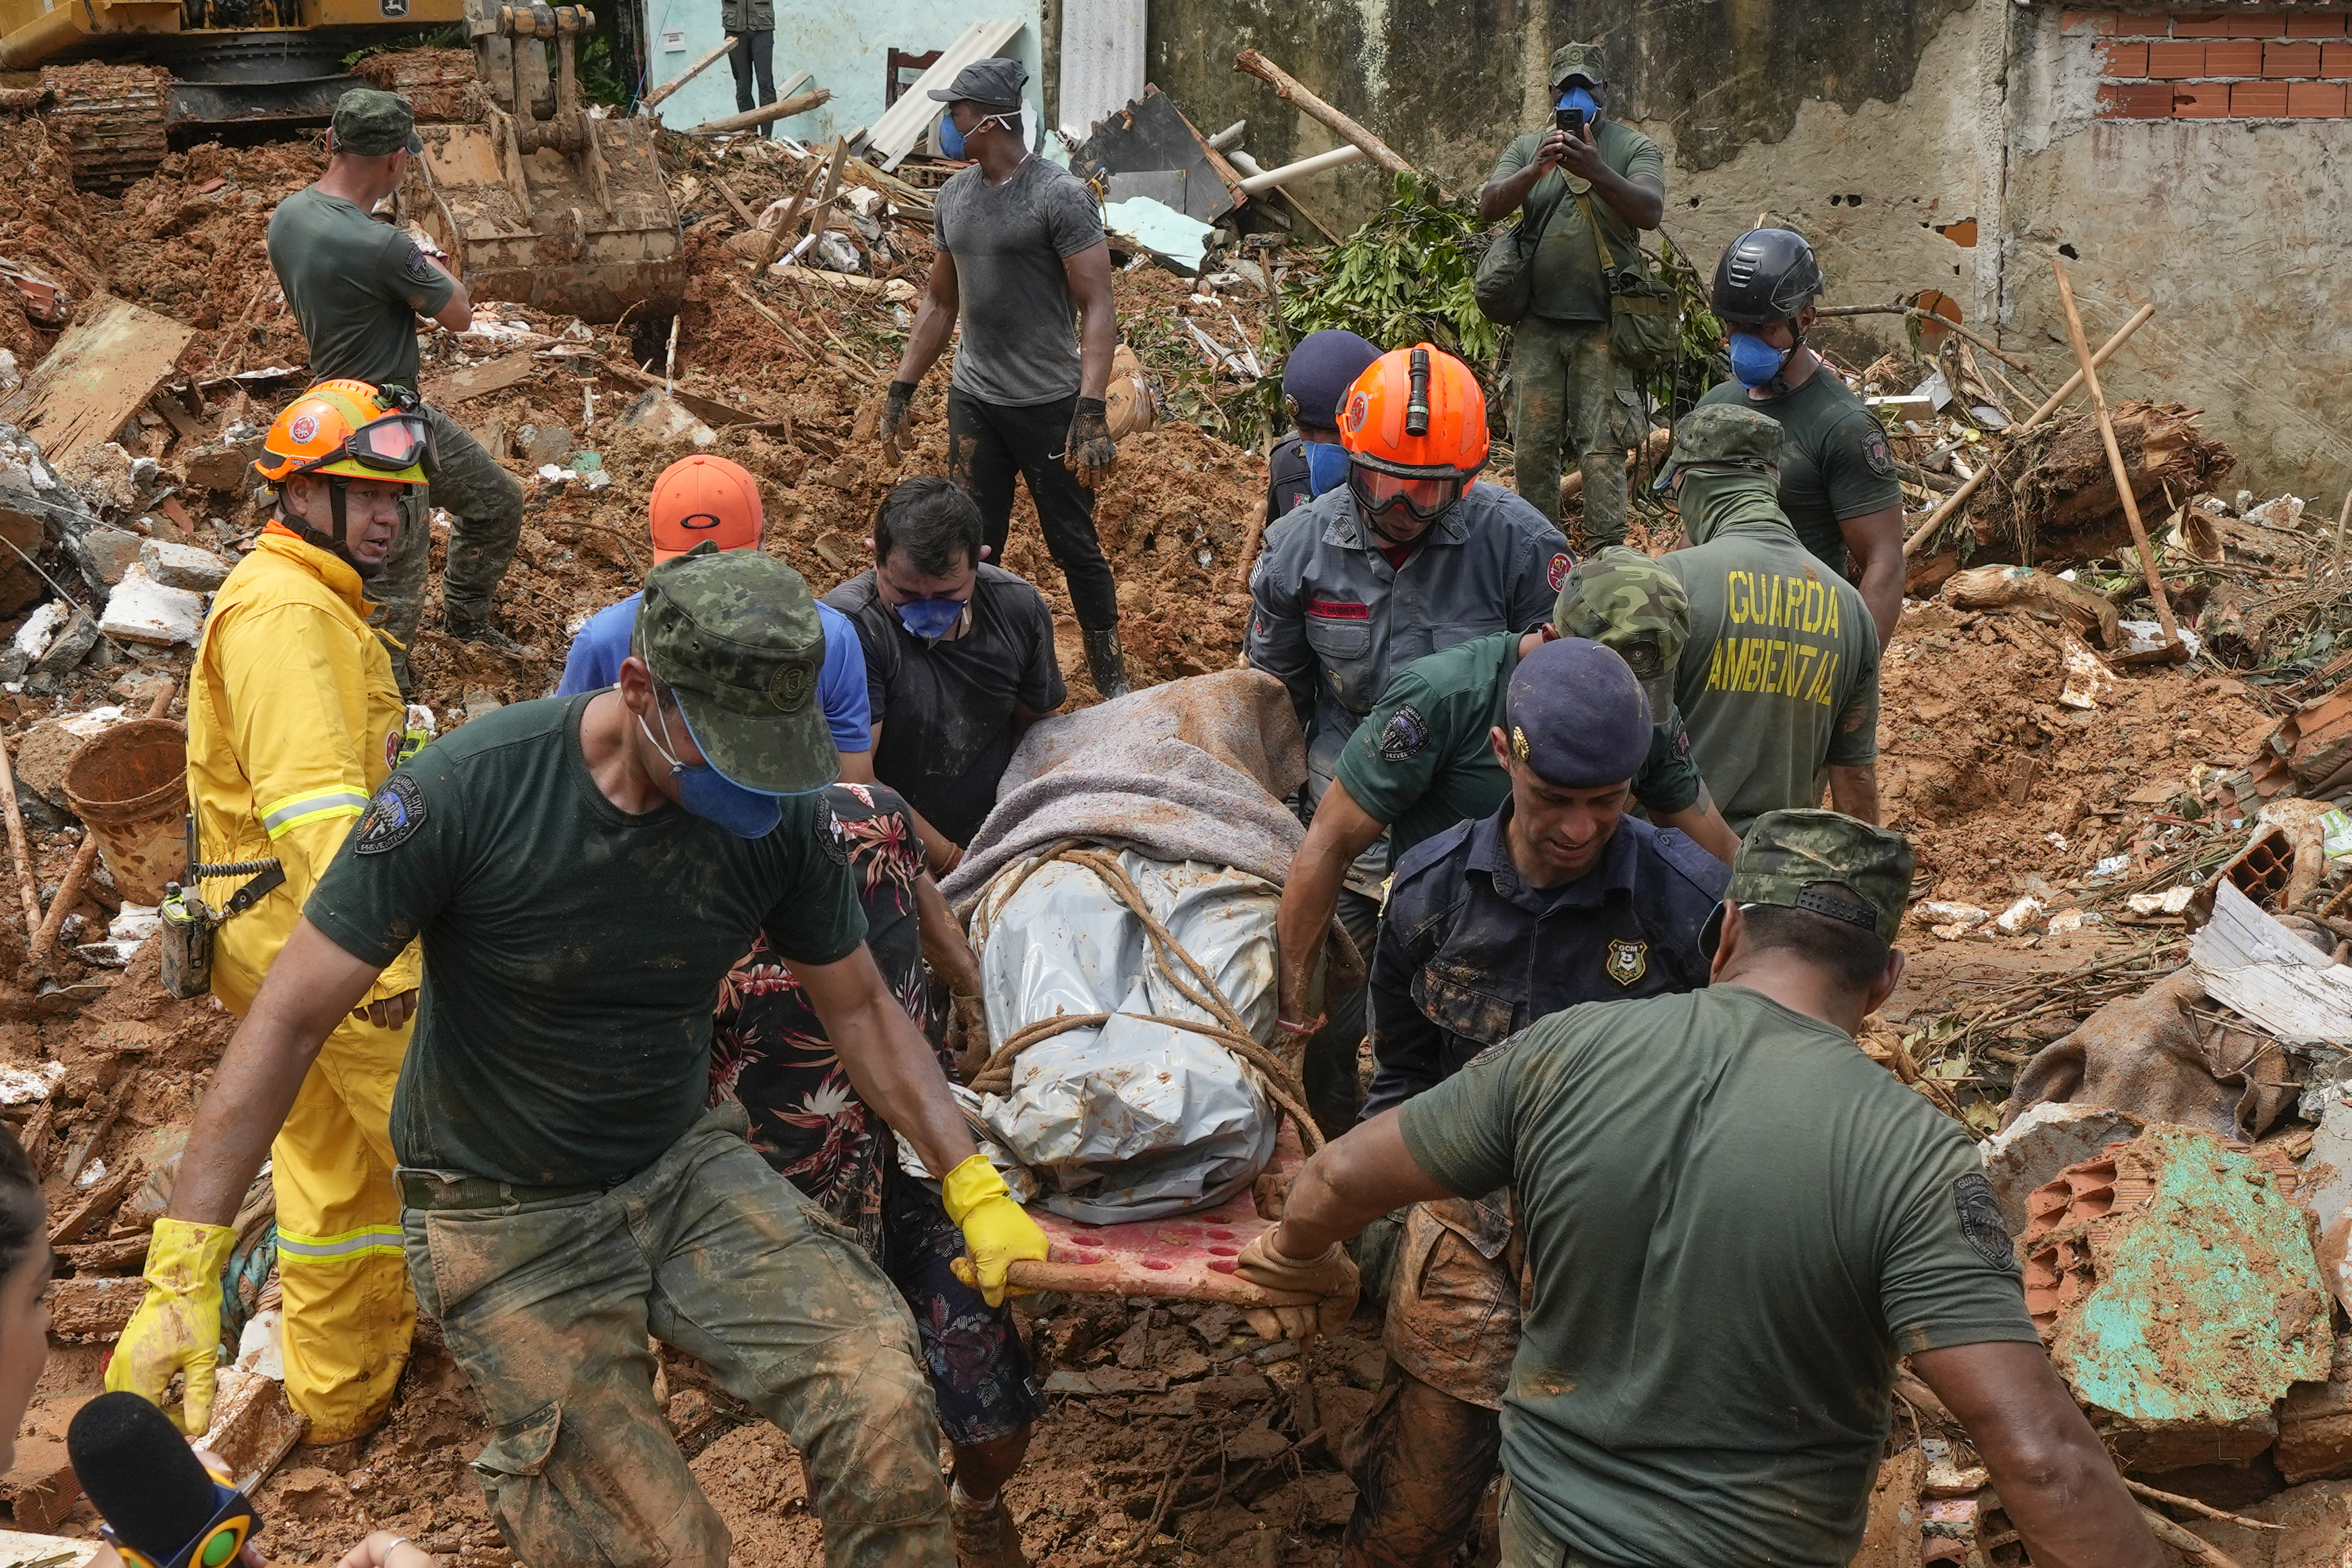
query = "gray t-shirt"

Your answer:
(932, 156), (1104, 407)
(265, 186), (453, 390)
